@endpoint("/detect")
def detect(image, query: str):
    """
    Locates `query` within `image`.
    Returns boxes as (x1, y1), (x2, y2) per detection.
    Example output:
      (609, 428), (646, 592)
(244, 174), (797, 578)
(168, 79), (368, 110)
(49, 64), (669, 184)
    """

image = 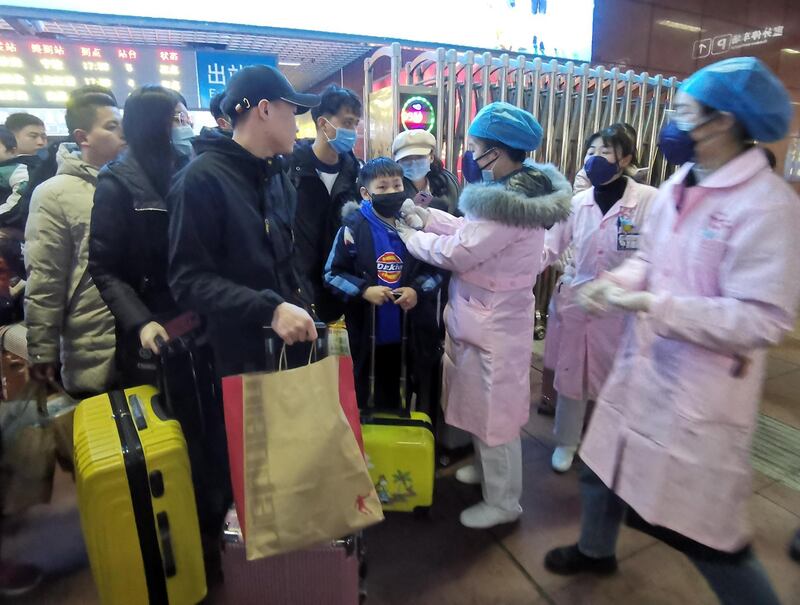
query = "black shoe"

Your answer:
(544, 544), (618, 576)
(790, 529), (800, 563)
